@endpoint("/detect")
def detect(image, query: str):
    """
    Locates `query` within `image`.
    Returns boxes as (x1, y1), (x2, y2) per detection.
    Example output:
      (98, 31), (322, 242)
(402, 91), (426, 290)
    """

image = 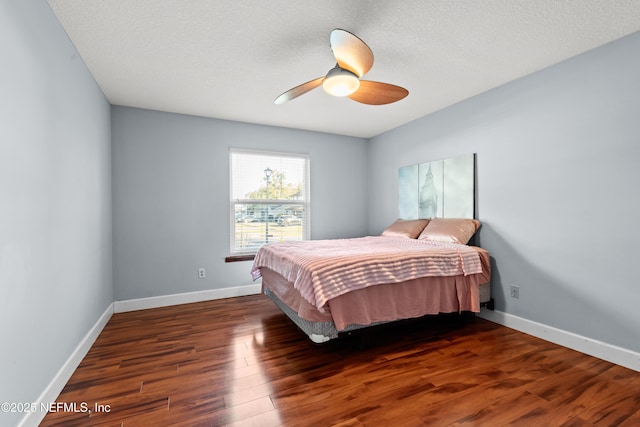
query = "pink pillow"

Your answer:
(382, 219), (430, 239)
(417, 218), (480, 244)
